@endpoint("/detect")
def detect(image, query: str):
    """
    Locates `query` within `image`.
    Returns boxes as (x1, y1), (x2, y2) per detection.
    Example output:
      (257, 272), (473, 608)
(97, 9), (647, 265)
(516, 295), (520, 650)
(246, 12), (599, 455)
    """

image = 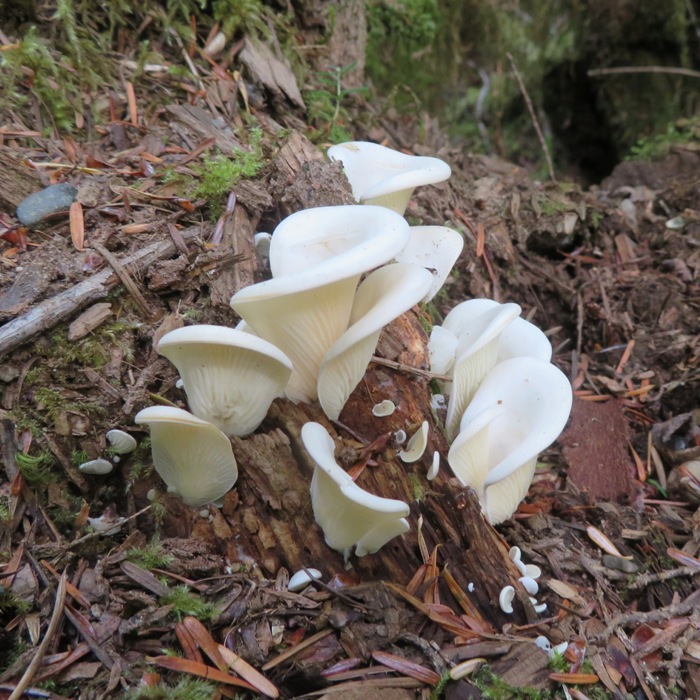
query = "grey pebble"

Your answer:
(16, 183), (78, 226)
(602, 554), (639, 574)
